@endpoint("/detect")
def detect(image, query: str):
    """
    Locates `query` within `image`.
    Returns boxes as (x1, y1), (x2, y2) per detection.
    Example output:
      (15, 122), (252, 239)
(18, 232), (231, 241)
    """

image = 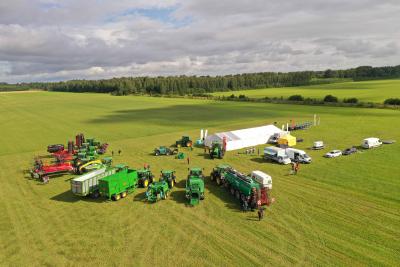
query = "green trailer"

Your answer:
(71, 167), (116, 198)
(185, 167), (205, 206)
(145, 181), (170, 202)
(98, 164), (139, 201)
(137, 168), (154, 188)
